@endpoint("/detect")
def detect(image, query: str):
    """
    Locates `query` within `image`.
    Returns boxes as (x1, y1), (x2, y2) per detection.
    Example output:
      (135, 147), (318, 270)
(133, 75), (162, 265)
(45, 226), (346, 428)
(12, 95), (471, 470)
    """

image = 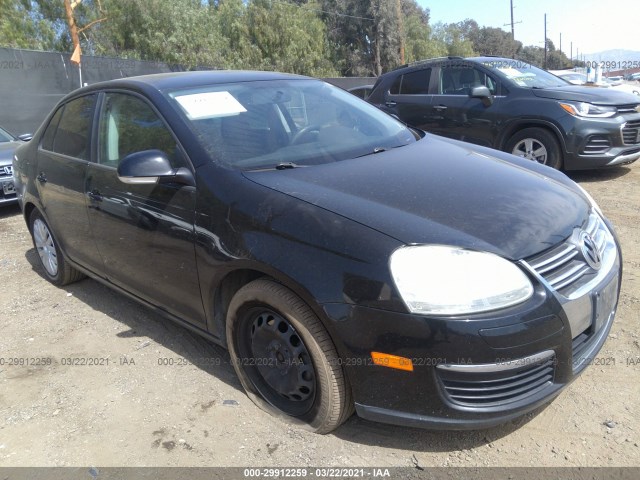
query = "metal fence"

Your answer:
(0, 47), (376, 136)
